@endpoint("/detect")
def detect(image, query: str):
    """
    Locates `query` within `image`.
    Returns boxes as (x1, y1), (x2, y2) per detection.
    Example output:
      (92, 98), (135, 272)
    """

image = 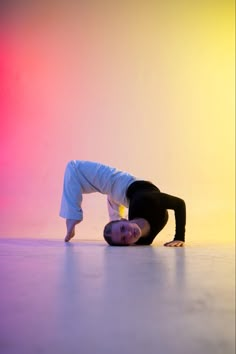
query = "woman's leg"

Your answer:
(59, 161), (84, 241)
(59, 160), (84, 220)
